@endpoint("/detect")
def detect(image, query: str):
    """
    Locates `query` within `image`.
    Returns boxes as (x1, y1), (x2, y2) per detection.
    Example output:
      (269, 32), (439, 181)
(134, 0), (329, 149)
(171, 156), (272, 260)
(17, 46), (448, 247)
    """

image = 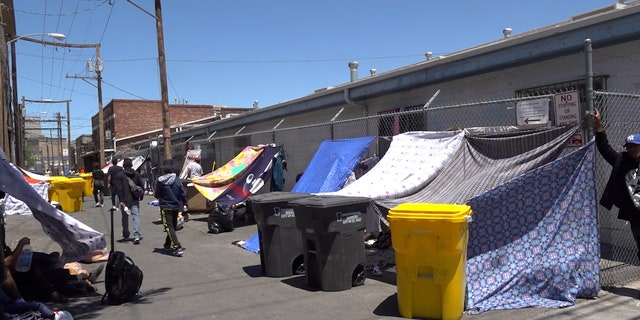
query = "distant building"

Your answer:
(81, 99), (254, 165)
